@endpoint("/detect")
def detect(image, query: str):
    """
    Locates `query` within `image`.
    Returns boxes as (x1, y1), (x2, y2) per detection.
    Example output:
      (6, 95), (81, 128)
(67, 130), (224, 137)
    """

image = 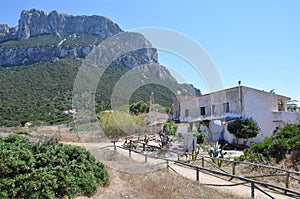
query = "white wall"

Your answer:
(180, 87), (242, 121)
(177, 123), (190, 136)
(180, 98), (200, 122)
(177, 86), (300, 144)
(273, 112), (300, 125)
(242, 87), (292, 143)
